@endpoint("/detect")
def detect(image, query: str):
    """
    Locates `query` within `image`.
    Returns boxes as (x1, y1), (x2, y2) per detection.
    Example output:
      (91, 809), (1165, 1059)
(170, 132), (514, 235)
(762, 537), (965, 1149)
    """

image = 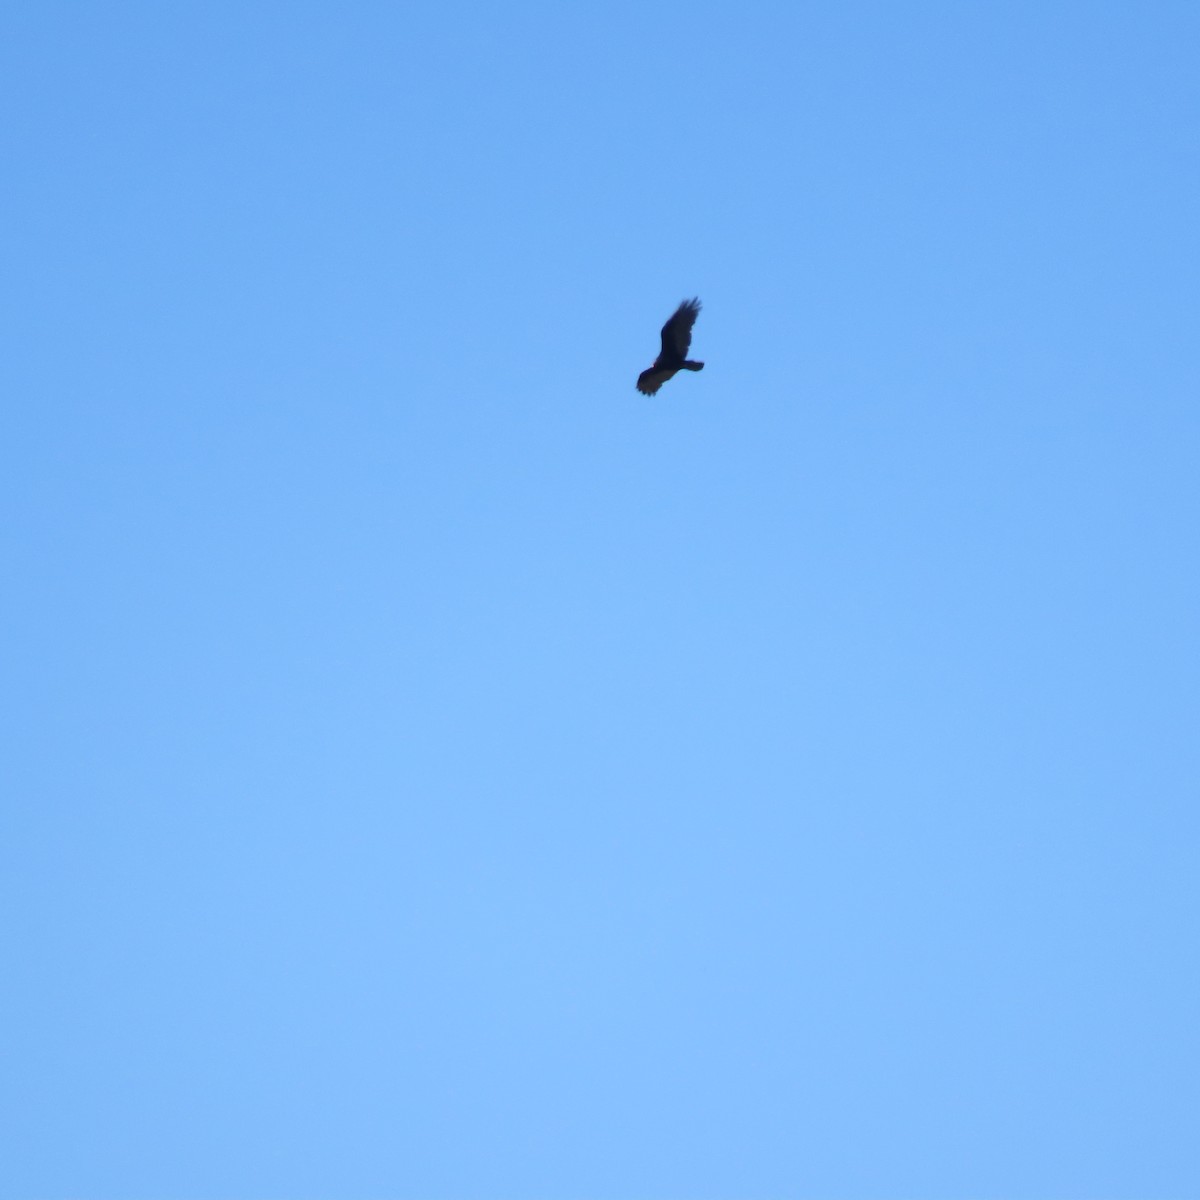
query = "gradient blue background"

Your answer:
(3, 2), (1198, 1196)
